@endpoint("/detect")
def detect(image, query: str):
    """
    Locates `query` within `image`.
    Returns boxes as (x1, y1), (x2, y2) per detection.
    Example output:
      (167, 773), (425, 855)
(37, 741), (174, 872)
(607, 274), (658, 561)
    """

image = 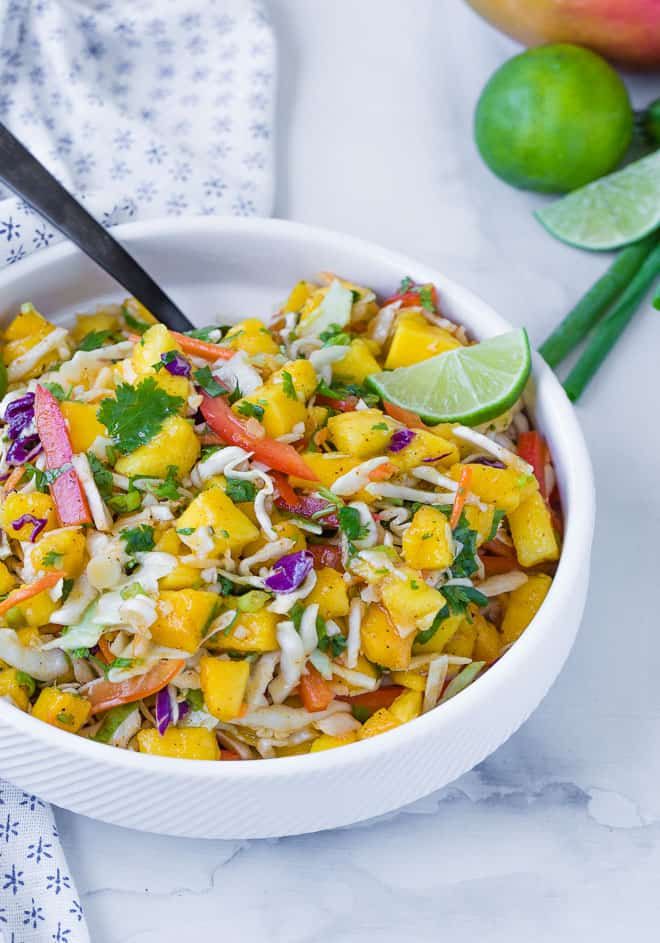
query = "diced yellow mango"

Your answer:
(326, 408), (396, 459)
(208, 607), (279, 653)
(71, 310), (120, 343)
(3, 305), (59, 377)
(60, 401), (107, 452)
(389, 428), (459, 472)
(32, 687), (91, 732)
(150, 589), (218, 653)
(282, 280), (315, 313)
(390, 669), (427, 692)
(154, 529), (202, 590)
(389, 688), (423, 723)
(449, 463), (537, 513)
(508, 491), (560, 568)
(306, 567), (349, 620)
(444, 619), (477, 659)
(225, 318), (280, 356)
(176, 488), (259, 556)
(200, 655), (250, 721)
(310, 731), (358, 752)
(114, 415), (200, 479)
(289, 452), (359, 490)
(360, 604), (413, 670)
(332, 338), (382, 384)
(0, 561), (18, 595)
(0, 668), (32, 711)
(358, 707), (400, 739)
(1, 492), (57, 541)
(381, 568), (445, 637)
(385, 311), (462, 368)
(243, 520), (306, 557)
(464, 503), (497, 547)
(501, 574), (552, 647)
(402, 506), (453, 570)
(31, 528), (87, 577)
(235, 360), (316, 439)
(472, 612), (502, 663)
(137, 727), (220, 760)
(7, 589), (57, 629)
(131, 324), (189, 399)
(413, 613), (464, 655)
